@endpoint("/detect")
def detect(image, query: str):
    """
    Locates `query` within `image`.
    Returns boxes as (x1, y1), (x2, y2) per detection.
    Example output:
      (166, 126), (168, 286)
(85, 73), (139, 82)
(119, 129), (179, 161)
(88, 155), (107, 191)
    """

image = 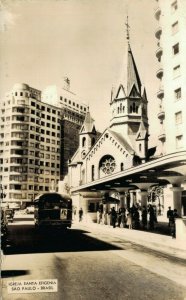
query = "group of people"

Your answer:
(76, 205), (180, 238)
(98, 204), (157, 230)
